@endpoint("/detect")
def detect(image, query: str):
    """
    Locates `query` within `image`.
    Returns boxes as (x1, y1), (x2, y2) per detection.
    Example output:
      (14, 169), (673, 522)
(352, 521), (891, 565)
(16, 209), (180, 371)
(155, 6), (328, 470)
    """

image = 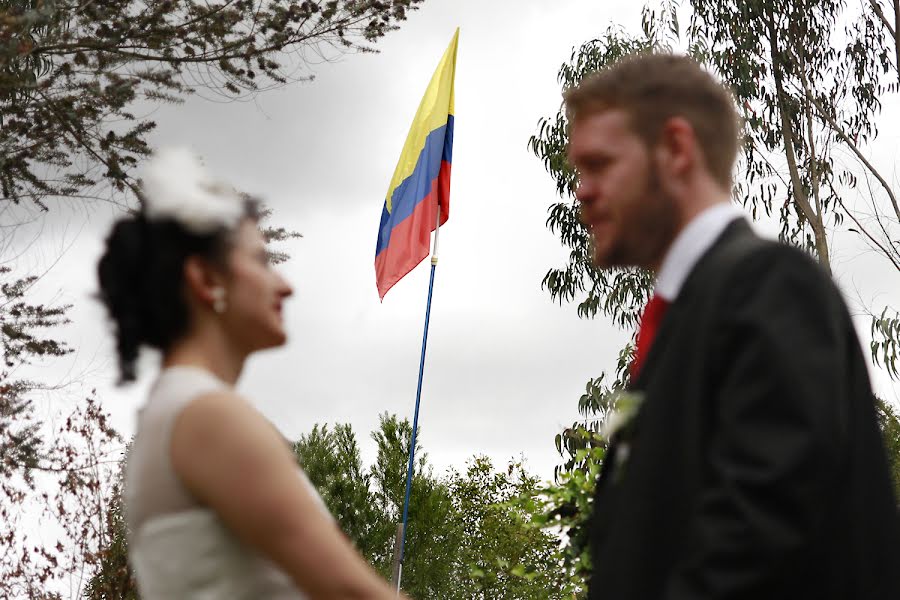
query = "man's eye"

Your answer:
(586, 158), (609, 172)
